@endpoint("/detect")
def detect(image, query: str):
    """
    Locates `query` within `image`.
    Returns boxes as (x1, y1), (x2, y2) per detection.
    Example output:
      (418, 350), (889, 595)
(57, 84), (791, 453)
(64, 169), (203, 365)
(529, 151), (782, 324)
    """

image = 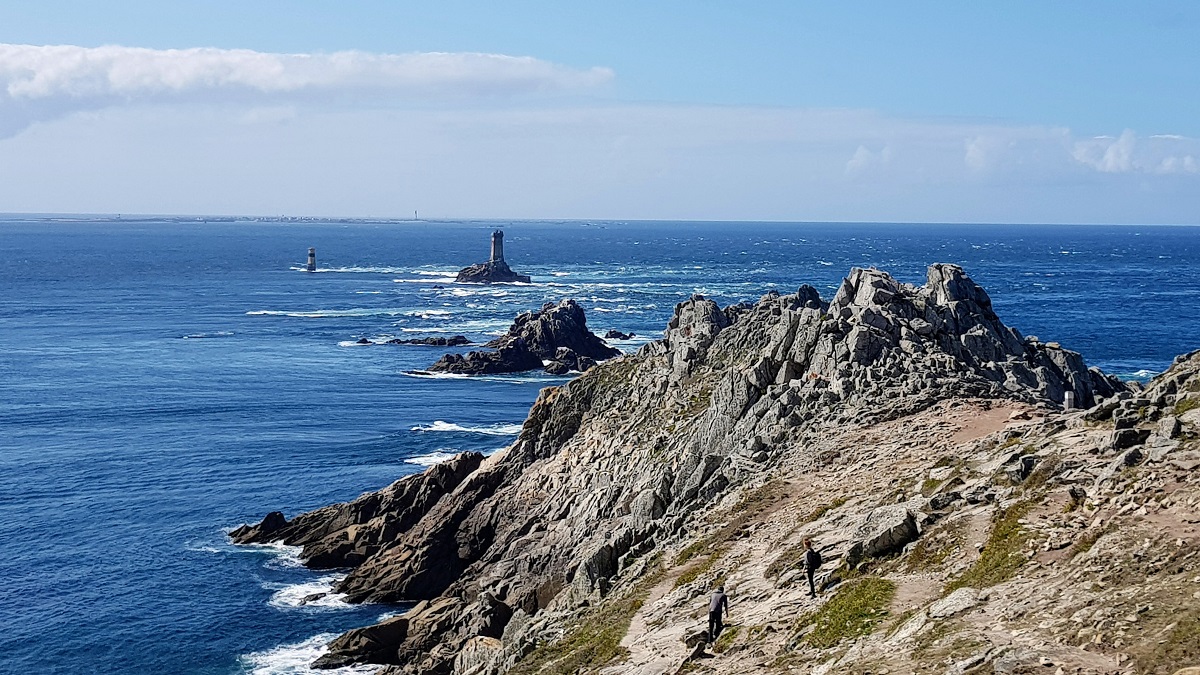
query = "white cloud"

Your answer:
(1072, 129), (1200, 174)
(0, 43), (613, 136)
(845, 144), (892, 175)
(1, 97), (1197, 223)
